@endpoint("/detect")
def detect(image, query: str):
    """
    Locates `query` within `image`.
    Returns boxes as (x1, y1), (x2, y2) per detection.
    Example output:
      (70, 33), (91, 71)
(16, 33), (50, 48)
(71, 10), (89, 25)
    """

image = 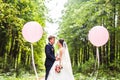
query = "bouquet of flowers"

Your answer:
(55, 65), (63, 73)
